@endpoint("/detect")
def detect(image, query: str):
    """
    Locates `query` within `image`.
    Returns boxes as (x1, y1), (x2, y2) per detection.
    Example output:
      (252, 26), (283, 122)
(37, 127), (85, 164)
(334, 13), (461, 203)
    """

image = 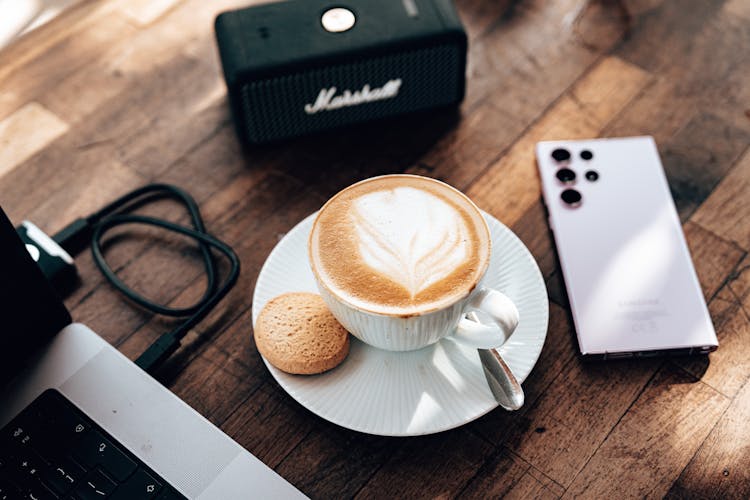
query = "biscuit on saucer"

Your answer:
(254, 292), (350, 375)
